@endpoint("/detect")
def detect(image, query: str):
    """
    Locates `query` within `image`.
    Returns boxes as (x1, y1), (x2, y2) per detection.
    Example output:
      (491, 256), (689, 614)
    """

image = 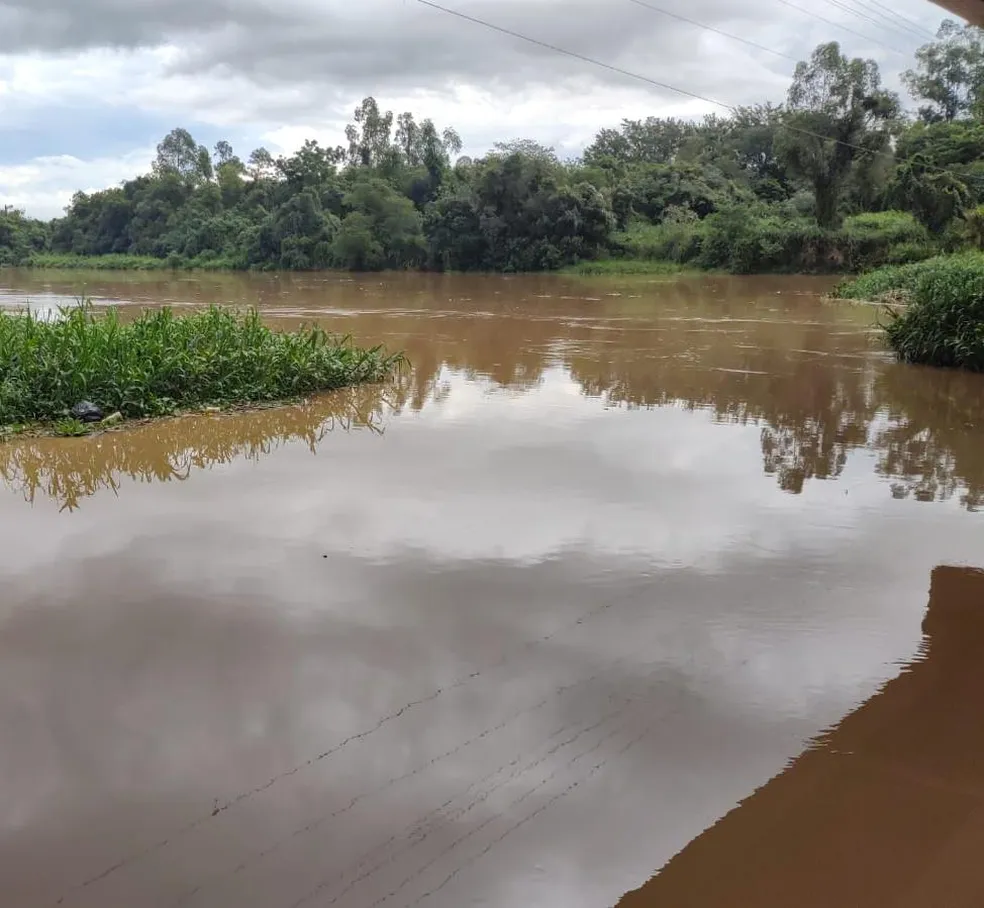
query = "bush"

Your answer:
(0, 303), (404, 427)
(838, 211), (930, 271)
(696, 207), (826, 273)
(612, 214), (701, 263)
(836, 253), (984, 371)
